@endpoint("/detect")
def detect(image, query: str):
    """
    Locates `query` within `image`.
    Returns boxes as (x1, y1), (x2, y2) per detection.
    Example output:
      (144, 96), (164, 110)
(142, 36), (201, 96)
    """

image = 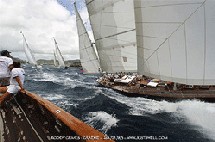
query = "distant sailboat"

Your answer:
(75, 2), (101, 74)
(86, 0), (137, 73)
(53, 38), (65, 68)
(20, 31), (37, 66)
